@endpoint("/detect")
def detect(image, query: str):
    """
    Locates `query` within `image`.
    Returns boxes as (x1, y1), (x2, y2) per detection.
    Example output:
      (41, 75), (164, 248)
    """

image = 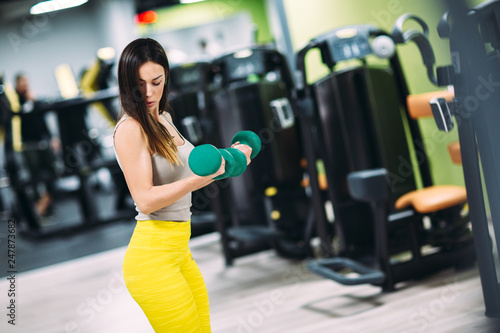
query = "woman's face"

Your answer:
(138, 61), (165, 114)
